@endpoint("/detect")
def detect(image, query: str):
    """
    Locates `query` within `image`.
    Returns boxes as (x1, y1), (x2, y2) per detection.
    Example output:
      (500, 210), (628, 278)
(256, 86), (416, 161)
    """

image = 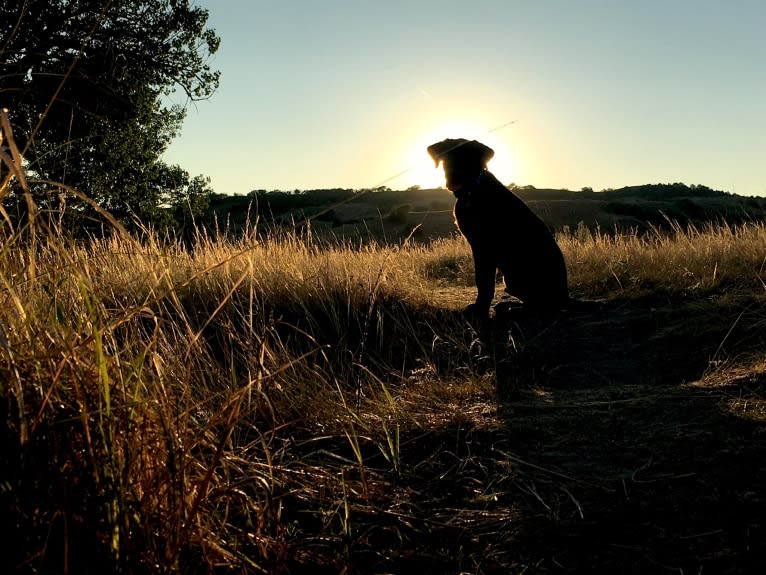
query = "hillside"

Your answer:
(205, 183), (766, 243)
